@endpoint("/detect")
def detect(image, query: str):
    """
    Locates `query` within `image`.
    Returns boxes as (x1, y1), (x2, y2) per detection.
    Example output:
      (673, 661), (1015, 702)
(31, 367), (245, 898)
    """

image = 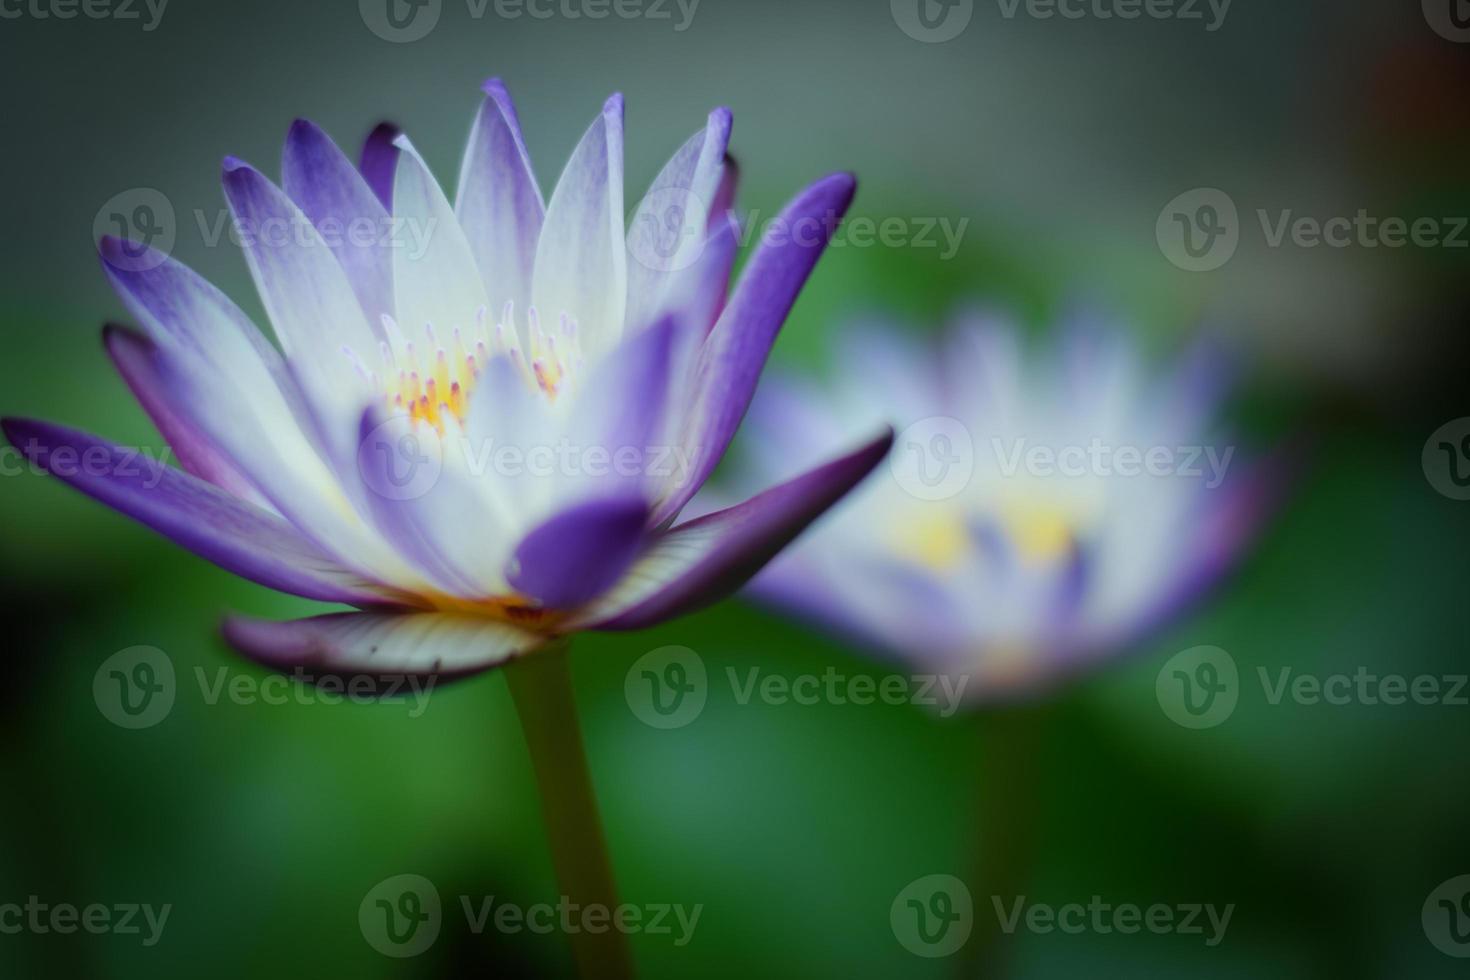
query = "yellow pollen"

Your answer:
(996, 501), (1075, 563)
(358, 305), (584, 433)
(891, 509), (971, 571)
